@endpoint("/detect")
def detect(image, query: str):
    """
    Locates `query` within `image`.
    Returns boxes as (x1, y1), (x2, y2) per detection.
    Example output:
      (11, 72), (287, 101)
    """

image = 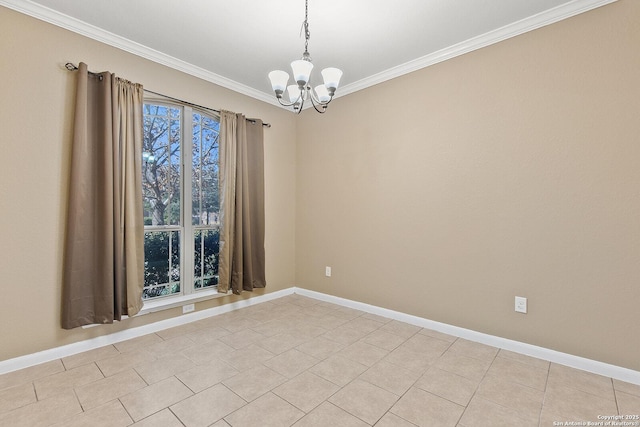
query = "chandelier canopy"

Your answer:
(268, 0), (343, 113)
